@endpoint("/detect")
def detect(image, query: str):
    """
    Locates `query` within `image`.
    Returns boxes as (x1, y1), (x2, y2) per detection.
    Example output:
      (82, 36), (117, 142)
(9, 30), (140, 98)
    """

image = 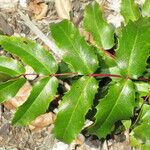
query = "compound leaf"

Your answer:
(50, 20), (99, 75)
(12, 77), (58, 125)
(83, 2), (114, 49)
(142, 0), (150, 17)
(121, 0), (140, 23)
(0, 36), (58, 75)
(89, 79), (135, 138)
(116, 18), (150, 79)
(0, 56), (25, 77)
(0, 78), (26, 103)
(54, 76), (98, 143)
